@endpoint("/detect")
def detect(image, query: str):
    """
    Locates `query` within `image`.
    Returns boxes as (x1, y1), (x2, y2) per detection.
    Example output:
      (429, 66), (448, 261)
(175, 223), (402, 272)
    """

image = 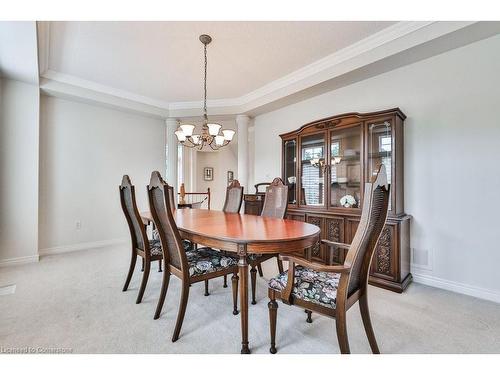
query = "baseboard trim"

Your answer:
(0, 255), (40, 267)
(39, 238), (128, 257)
(413, 272), (500, 304)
